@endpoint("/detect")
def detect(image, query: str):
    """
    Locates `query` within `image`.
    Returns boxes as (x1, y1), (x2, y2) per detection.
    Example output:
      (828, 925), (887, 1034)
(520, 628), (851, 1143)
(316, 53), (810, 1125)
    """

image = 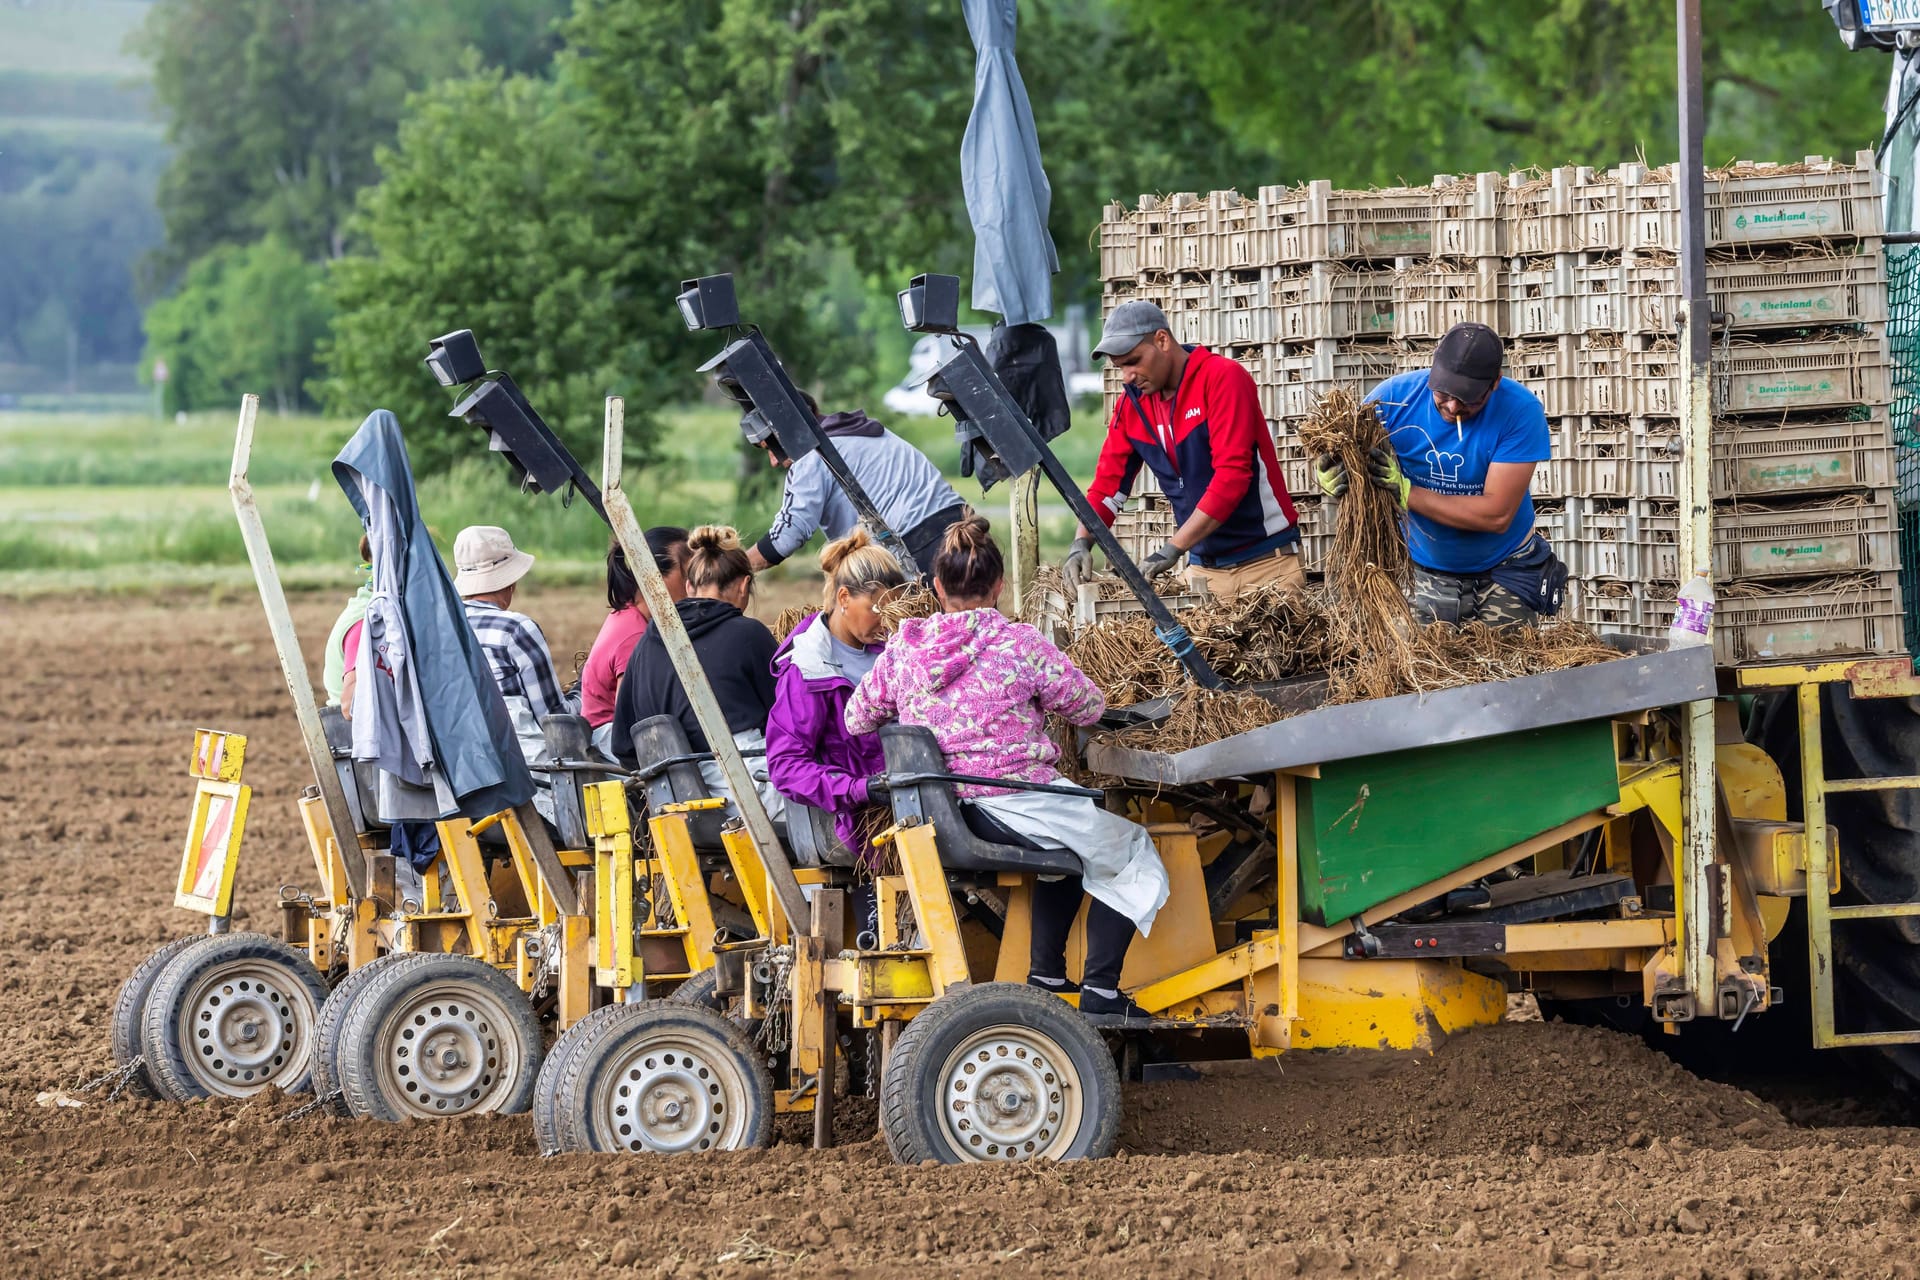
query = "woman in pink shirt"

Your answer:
(581, 528), (688, 755)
